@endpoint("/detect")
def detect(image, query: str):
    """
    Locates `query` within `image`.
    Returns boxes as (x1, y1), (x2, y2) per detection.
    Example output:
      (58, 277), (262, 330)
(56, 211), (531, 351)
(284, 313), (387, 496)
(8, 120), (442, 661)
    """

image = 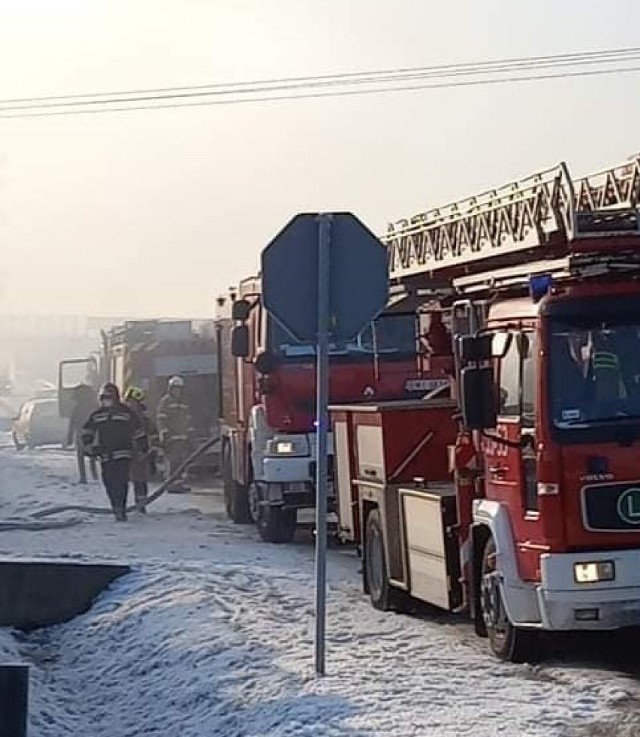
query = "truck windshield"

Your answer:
(268, 313), (416, 361)
(549, 311), (640, 433)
